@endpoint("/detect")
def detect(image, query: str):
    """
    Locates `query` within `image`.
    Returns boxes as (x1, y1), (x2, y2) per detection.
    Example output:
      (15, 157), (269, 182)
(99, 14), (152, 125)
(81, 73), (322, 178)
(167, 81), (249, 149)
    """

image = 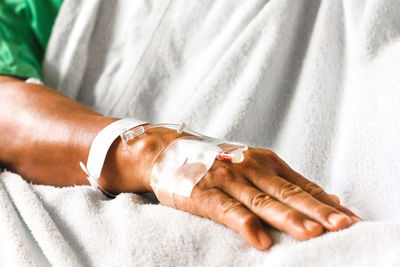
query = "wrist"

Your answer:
(99, 136), (148, 194)
(82, 117), (147, 195)
(99, 124), (186, 195)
